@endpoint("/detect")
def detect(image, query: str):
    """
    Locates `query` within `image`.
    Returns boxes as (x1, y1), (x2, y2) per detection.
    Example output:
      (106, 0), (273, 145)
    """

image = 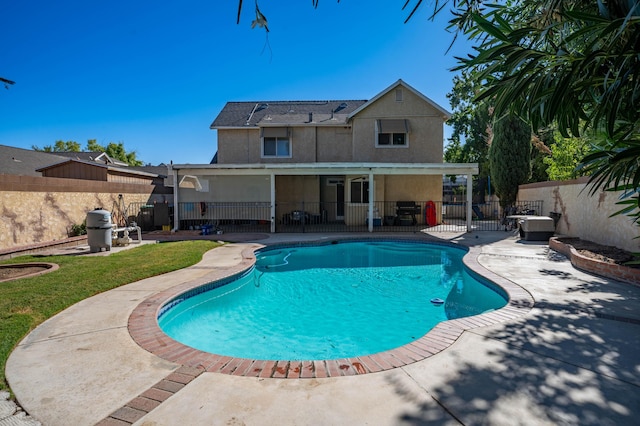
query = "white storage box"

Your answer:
(519, 216), (555, 241)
